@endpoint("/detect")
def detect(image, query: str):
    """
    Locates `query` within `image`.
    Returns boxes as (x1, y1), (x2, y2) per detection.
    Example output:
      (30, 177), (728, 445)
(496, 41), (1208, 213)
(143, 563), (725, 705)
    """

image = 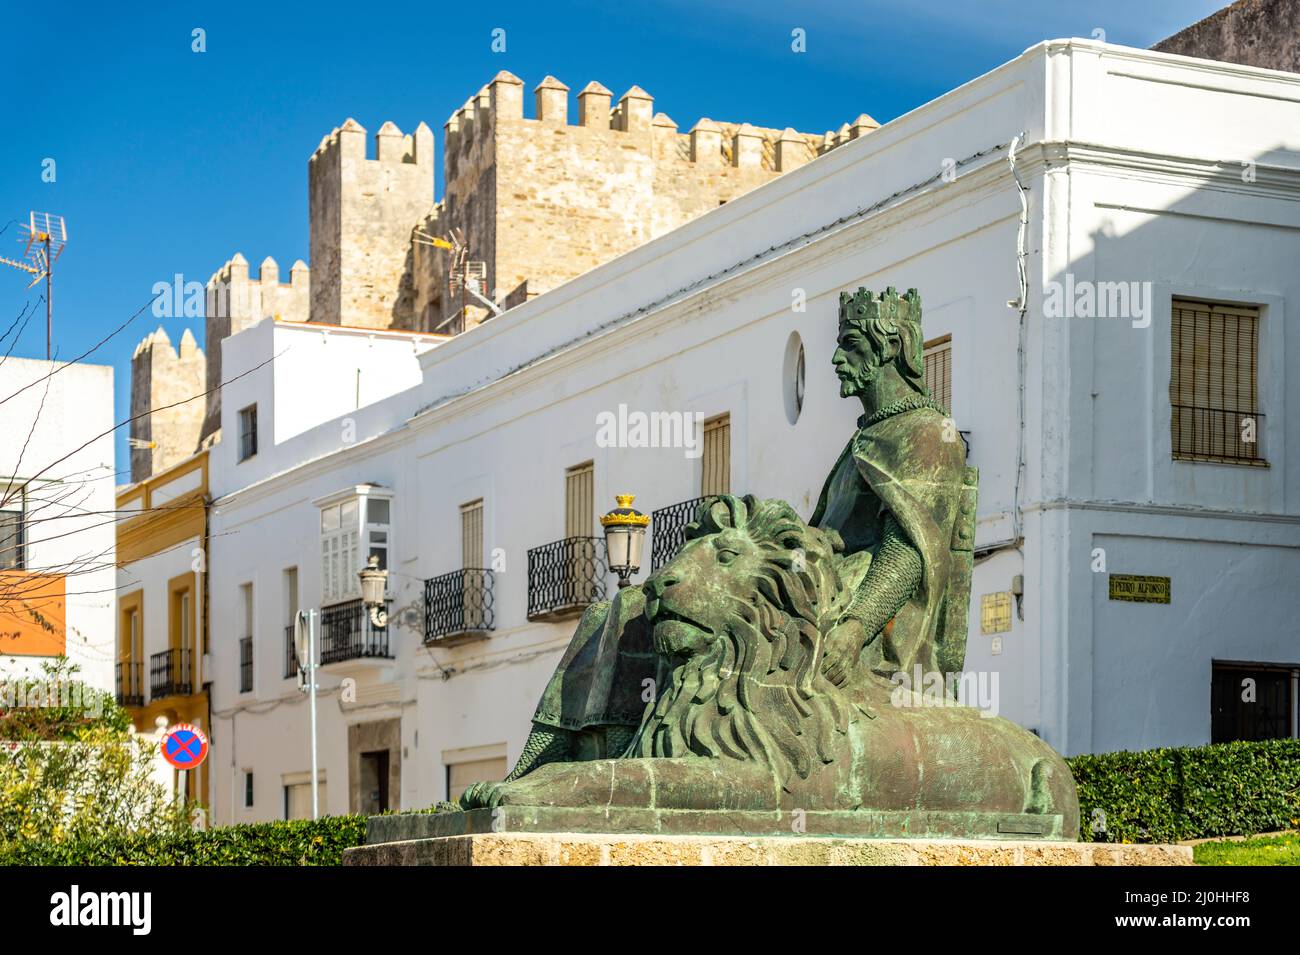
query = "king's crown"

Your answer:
(838, 286), (923, 333)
